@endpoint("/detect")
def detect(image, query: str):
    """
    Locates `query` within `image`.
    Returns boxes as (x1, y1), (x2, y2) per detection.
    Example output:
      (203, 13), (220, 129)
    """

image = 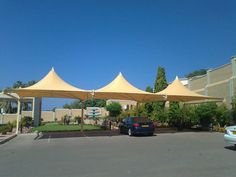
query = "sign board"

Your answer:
(86, 107), (101, 118)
